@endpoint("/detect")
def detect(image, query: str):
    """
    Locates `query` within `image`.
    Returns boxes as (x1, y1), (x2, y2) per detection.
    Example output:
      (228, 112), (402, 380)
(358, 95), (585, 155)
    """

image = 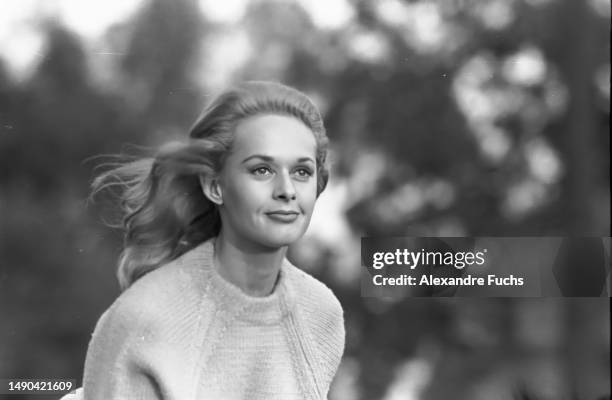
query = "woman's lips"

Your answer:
(266, 211), (299, 223)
